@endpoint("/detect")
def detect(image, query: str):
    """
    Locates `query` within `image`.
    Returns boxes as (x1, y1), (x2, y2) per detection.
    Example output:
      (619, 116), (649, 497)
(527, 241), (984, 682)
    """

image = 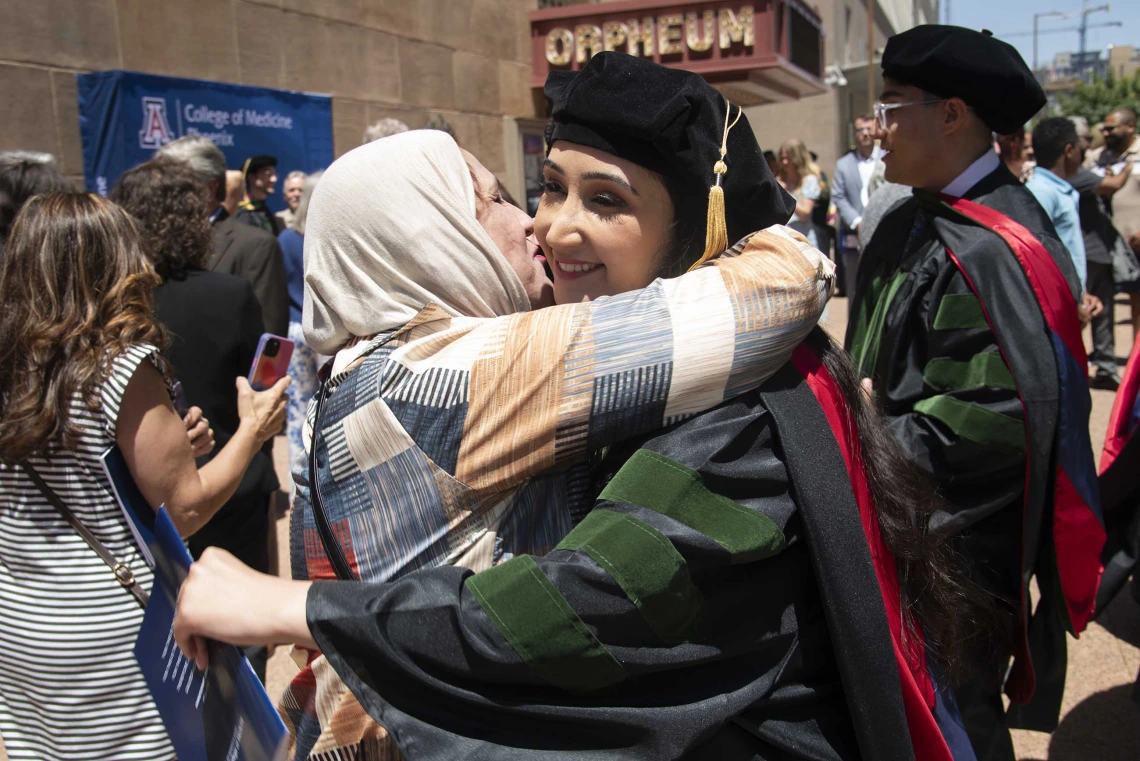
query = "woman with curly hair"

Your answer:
(111, 158), (289, 680)
(0, 191), (289, 761)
